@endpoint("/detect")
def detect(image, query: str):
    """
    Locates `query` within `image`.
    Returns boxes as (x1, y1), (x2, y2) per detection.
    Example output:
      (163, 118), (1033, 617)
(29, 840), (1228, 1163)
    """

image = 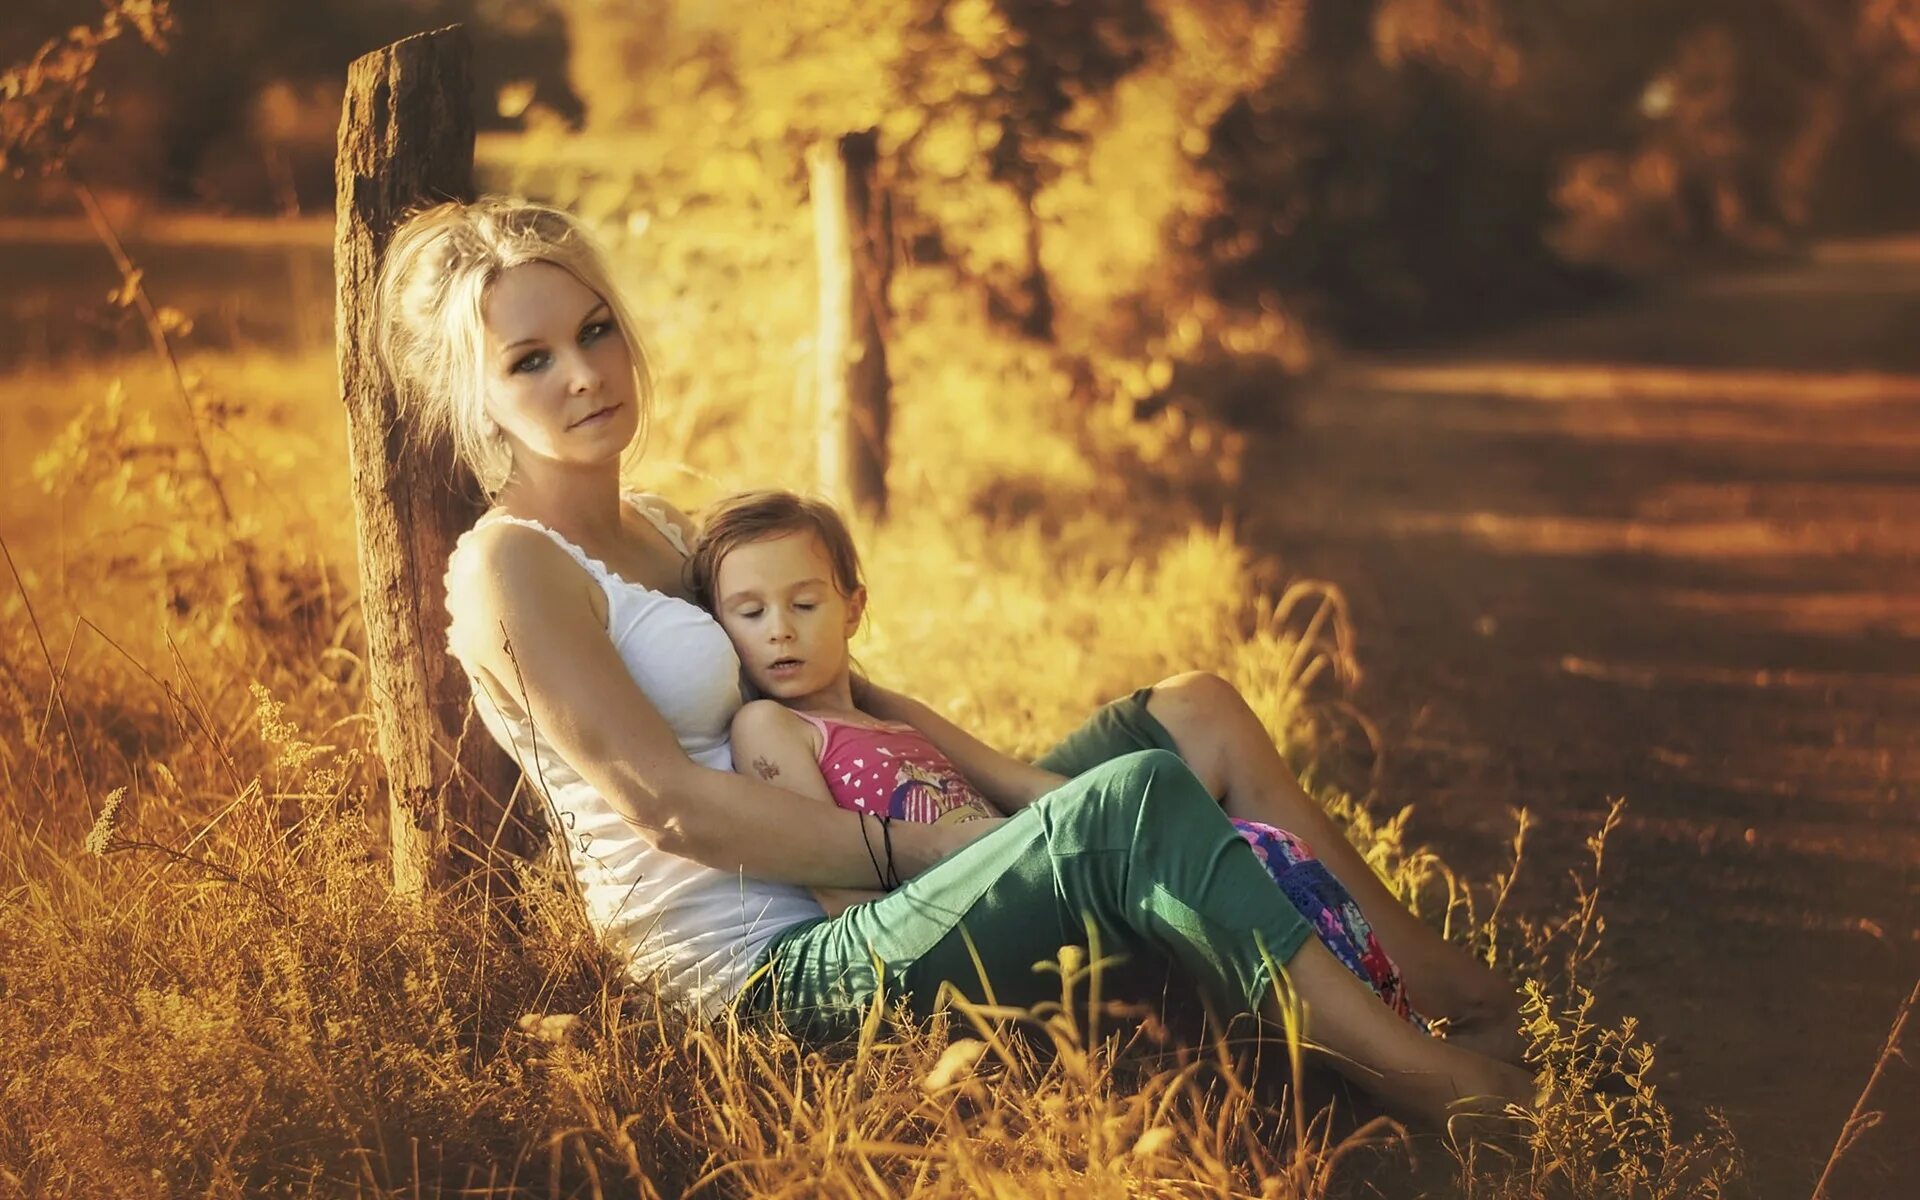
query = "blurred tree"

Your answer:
(1768, 0), (1920, 231)
(1, 0), (173, 180)
(1196, 0), (1577, 340)
(1518, 0), (1920, 253)
(891, 0), (1165, 339)
(550, 0), (669, 134)
(2, 0), (577, 213)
